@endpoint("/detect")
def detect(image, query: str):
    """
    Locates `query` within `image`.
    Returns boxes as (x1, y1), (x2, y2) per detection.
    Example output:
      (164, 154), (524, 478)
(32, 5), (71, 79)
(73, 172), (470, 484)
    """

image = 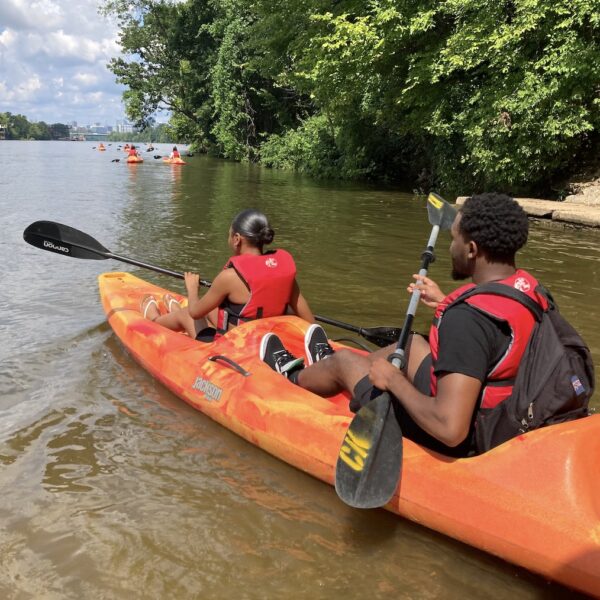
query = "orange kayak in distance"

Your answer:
(98, 271), (600, 597)
(126, 156), (143, 163)
(163, 157), (187, 165)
